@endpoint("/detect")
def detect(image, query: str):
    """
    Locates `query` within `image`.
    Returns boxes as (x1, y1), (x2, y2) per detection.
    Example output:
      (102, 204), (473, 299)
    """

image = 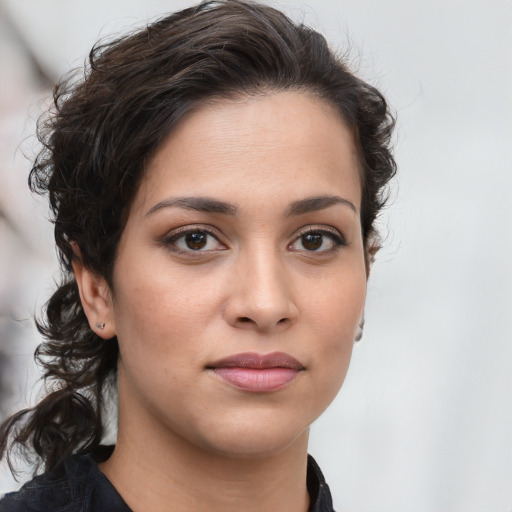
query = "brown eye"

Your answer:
(301, 233), (323, 251)
(289, 227), (345, 253)
(185, 232), (208, 250)
(163, 227), (226, 254)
